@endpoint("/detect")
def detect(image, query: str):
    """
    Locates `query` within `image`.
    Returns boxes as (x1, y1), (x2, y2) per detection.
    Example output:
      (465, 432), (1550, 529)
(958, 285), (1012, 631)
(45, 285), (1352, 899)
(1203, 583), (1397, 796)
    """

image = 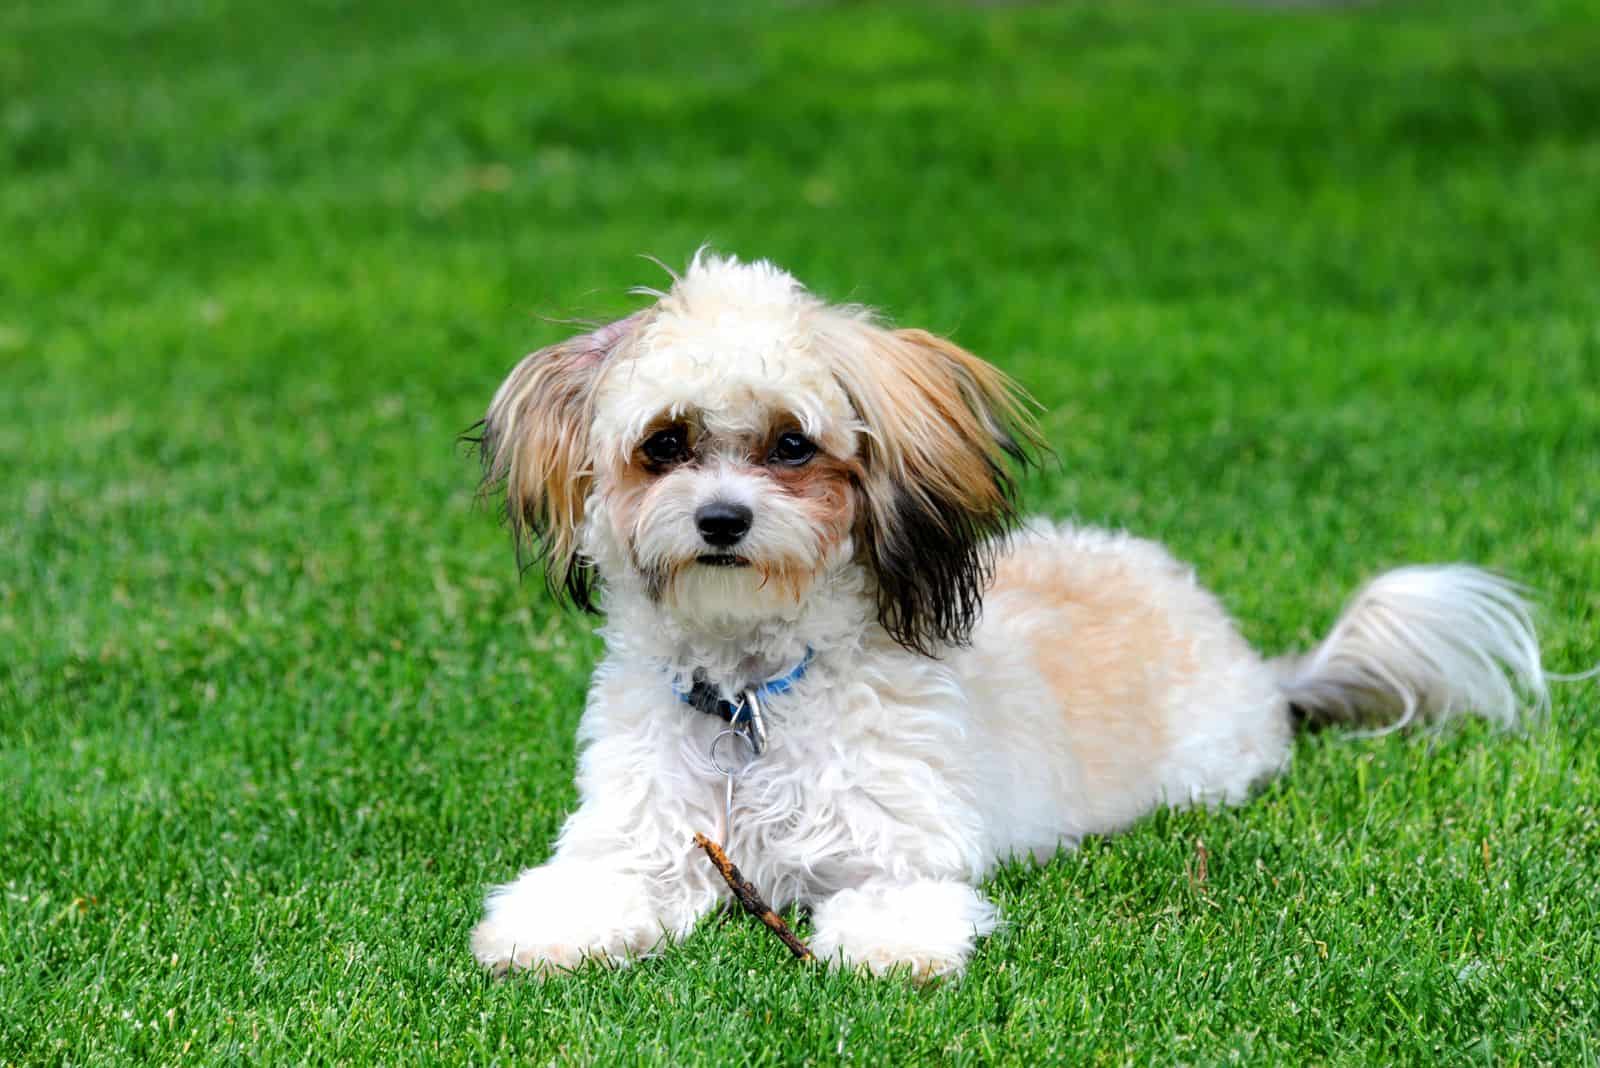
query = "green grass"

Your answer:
(4, 0), (1599, 1062)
